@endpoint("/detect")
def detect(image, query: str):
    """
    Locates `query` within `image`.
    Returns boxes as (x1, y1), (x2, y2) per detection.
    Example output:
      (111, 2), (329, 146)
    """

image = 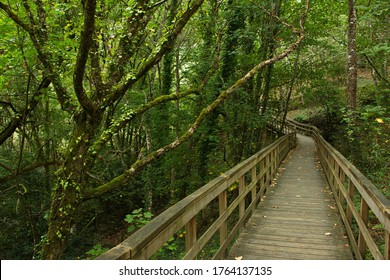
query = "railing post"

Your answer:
(325, 152), (331, 185)
(273, 148), (277, 177)
(265, 154), (270, 188)
(333, 160), (339, 194)
(346, 180), (356, 225)
(185, 217), (197, 255)
(358, 199), (369, 259)
(270, 151), (275, 179)
(385, 231), (390, 260)
(251, 166), (257, 208)
(260, 158), (265, 195)
(218, 190), (227, 255)
(239, 176), (245, 222)
(339, 170), (346, 212)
